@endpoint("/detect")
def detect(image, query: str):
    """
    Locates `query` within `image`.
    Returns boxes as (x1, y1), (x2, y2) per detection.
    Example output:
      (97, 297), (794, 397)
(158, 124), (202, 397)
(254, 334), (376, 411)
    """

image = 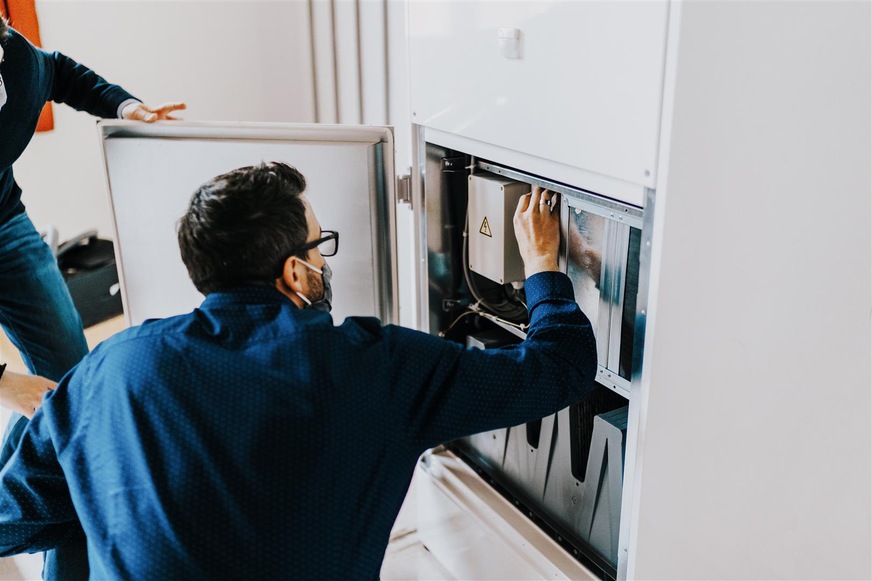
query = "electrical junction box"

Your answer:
(468, 174), (530, 284)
